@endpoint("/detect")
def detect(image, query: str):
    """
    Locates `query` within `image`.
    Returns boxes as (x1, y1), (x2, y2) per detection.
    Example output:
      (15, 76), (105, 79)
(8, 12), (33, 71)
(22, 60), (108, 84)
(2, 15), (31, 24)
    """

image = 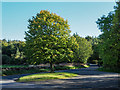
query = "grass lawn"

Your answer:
(17, 72), (79, 82)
